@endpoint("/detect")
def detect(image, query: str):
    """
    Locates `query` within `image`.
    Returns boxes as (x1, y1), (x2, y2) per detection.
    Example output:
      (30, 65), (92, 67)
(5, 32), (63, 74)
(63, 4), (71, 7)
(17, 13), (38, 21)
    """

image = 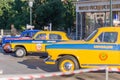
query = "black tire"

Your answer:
(15, 47), (26, 58)
(58, 55), (79, 72)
